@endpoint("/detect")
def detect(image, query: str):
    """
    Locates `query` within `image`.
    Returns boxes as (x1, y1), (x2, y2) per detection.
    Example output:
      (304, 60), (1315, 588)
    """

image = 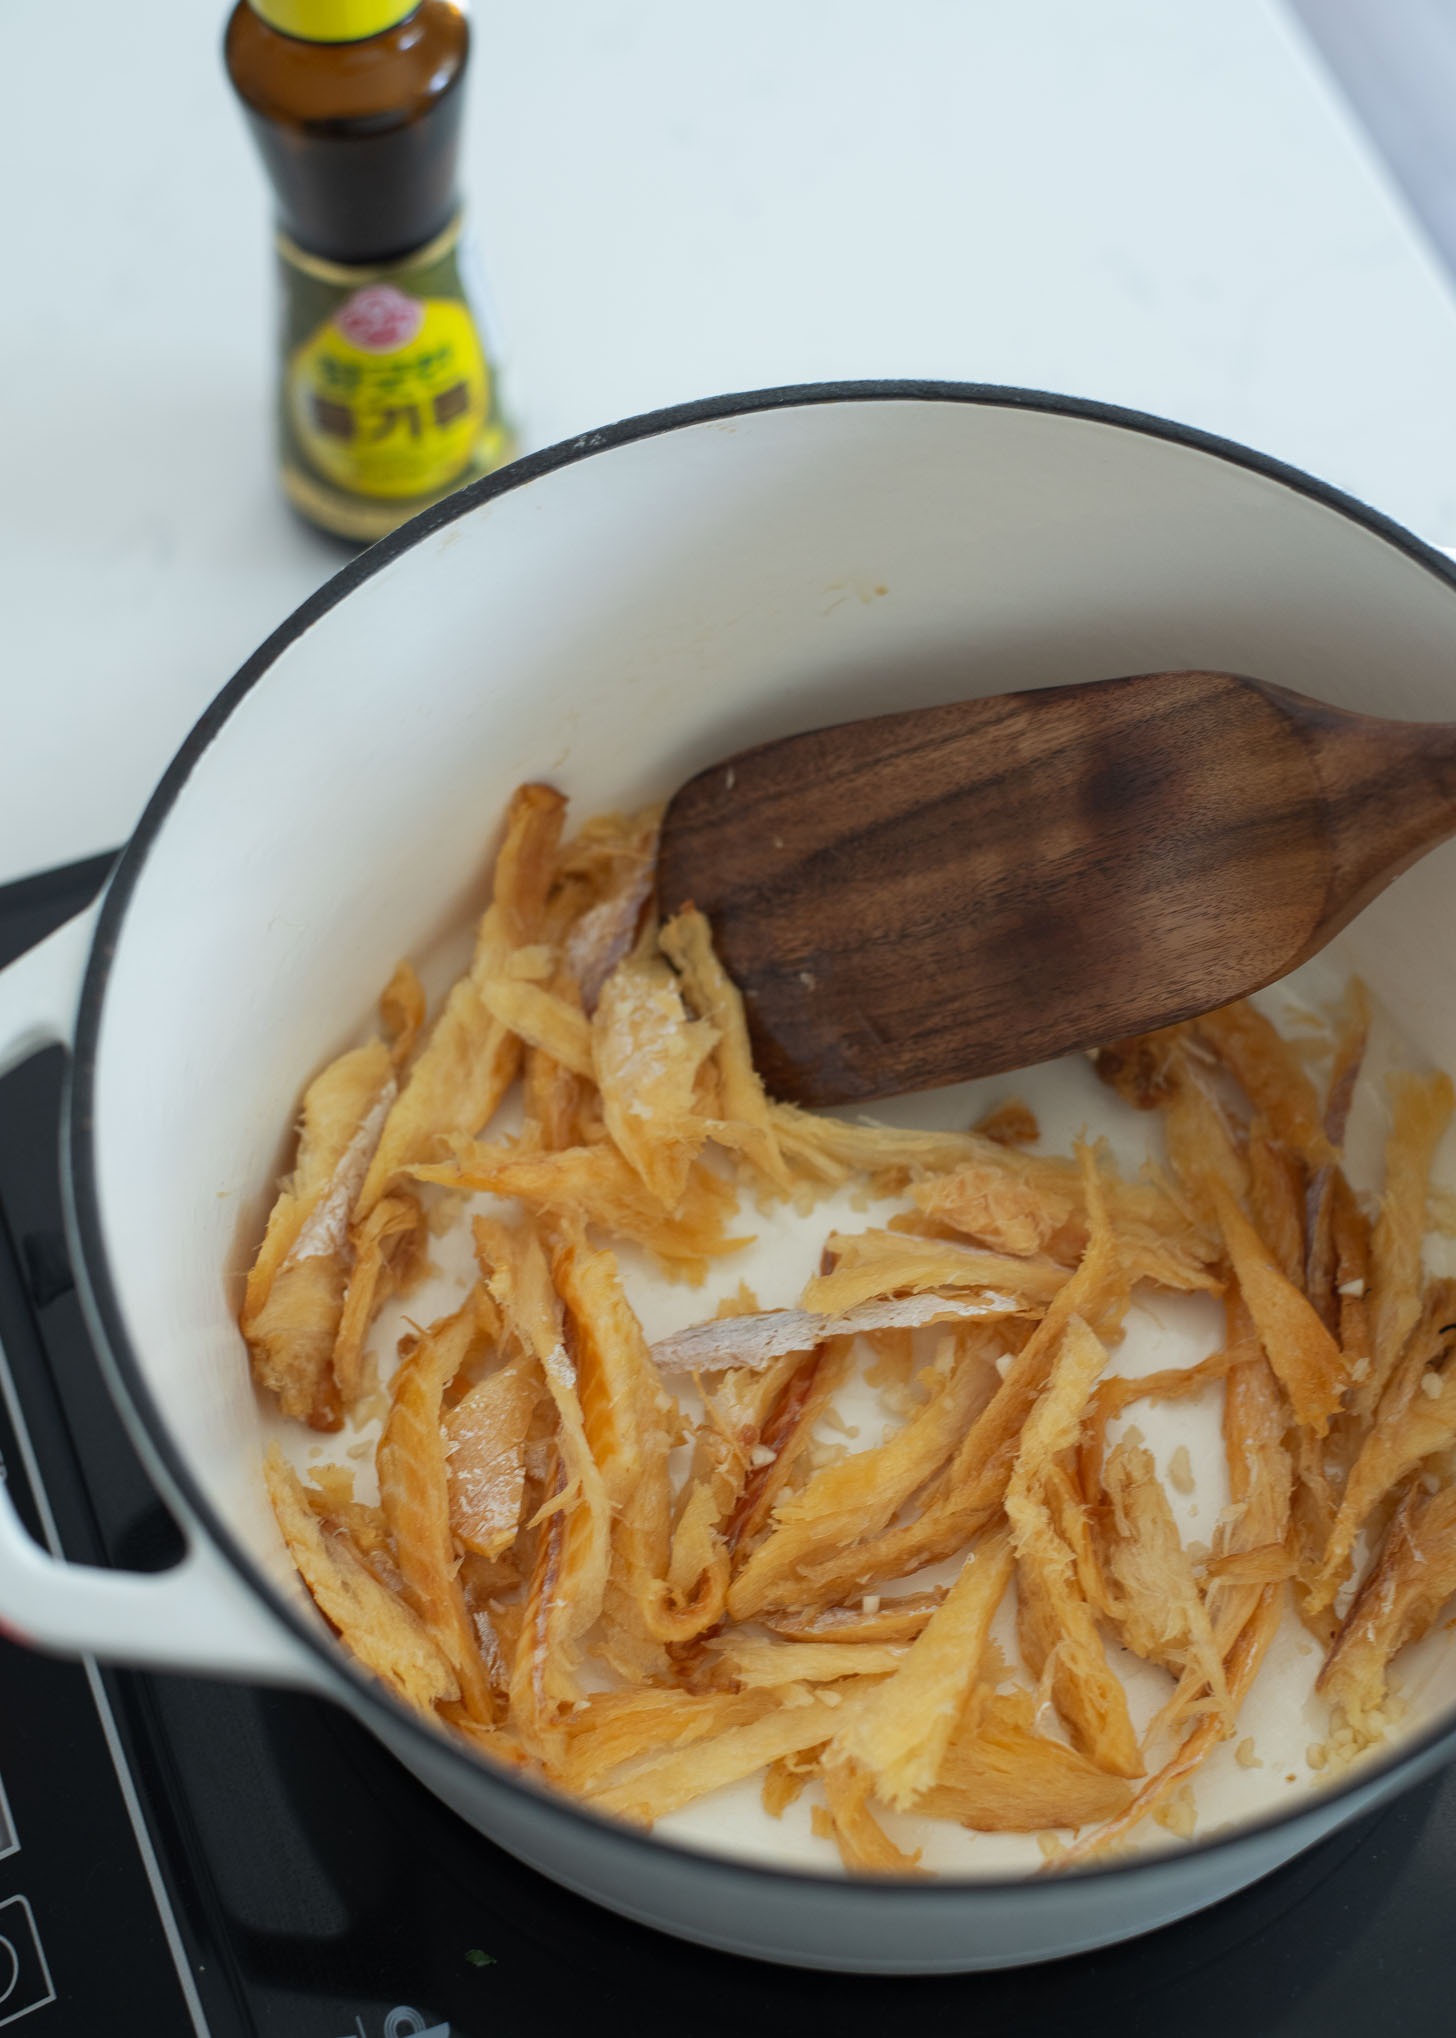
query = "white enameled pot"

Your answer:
(5, 384), (1456, 1973)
